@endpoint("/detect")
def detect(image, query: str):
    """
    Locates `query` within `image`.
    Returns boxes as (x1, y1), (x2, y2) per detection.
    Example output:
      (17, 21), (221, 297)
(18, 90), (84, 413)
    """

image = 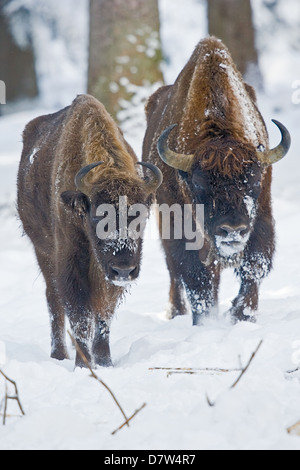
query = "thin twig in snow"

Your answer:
(67, 331), (146, 435)
(206, 340), (264, 407)
(230, 340), (263, 389)
(68, 331), (129, 425)
(0, 369), (25, 425)
(287, 420), (300, 436)
(112, 402), (147, 436)
(149, 366), (242, 377)
(286, 367), (300, 375)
